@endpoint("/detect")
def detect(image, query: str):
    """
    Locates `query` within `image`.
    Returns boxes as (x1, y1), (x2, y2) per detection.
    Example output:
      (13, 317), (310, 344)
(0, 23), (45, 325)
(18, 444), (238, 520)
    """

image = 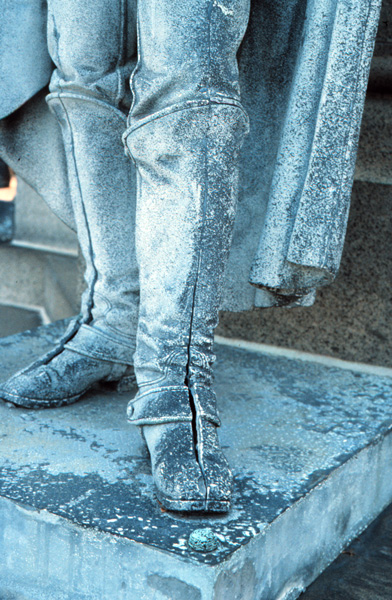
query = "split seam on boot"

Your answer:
(125, 101), (249, 509)
(185, 102), (248, 505)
